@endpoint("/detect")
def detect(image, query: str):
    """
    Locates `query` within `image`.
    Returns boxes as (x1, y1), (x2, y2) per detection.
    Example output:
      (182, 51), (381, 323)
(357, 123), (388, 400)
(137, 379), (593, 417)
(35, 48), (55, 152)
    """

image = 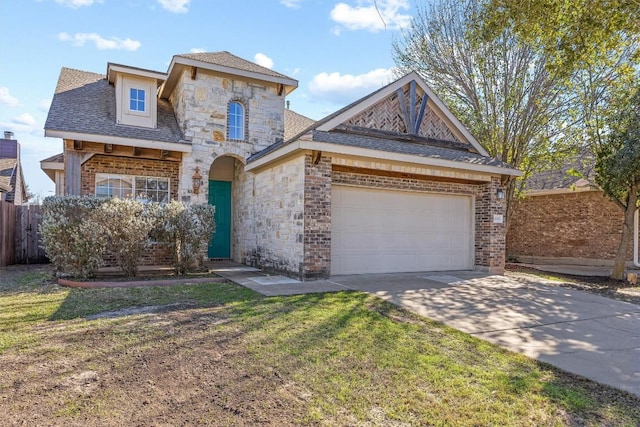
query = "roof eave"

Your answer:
(246, 139), (521, 178)
(160, 56), (298, 99)
(44, 129), (192, 153)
